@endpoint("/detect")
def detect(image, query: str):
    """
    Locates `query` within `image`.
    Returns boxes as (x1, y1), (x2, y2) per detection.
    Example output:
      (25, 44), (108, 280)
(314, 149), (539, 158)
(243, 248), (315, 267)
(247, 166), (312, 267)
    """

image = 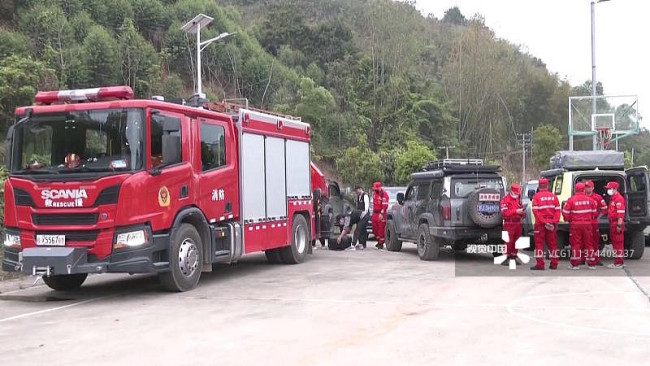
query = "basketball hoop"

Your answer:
(597, 127), (612, 150)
